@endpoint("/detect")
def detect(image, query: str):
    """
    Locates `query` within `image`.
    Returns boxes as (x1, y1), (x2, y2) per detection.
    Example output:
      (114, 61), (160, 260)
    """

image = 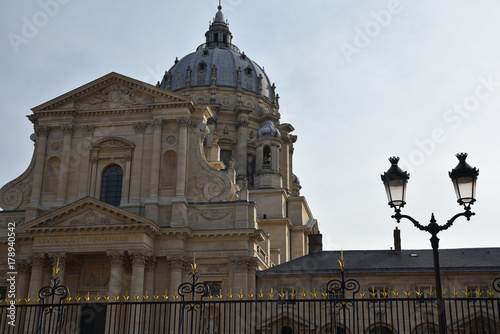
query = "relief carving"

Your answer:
(197, 209), (232, 221)
(69, 211), (111, 226)
(75, 84), (154, 110)
(82, 263), (110, 288)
